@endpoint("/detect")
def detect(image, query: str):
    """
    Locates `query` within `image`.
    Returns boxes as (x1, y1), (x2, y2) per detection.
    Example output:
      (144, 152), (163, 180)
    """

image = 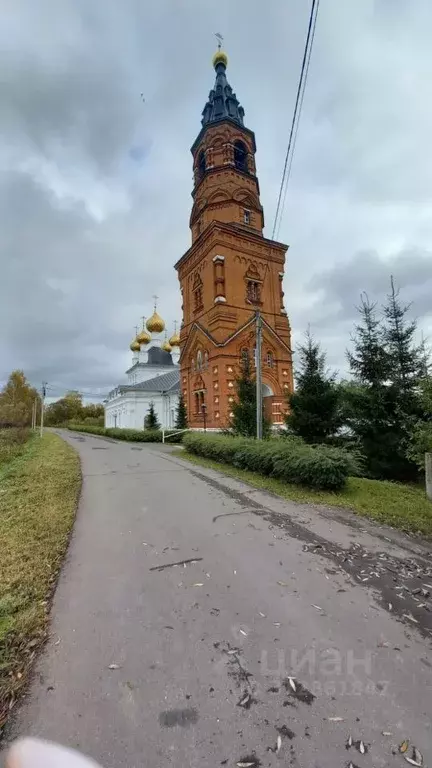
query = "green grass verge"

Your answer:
(175, 450), (432, 537)
(0, 432), (81, 733)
